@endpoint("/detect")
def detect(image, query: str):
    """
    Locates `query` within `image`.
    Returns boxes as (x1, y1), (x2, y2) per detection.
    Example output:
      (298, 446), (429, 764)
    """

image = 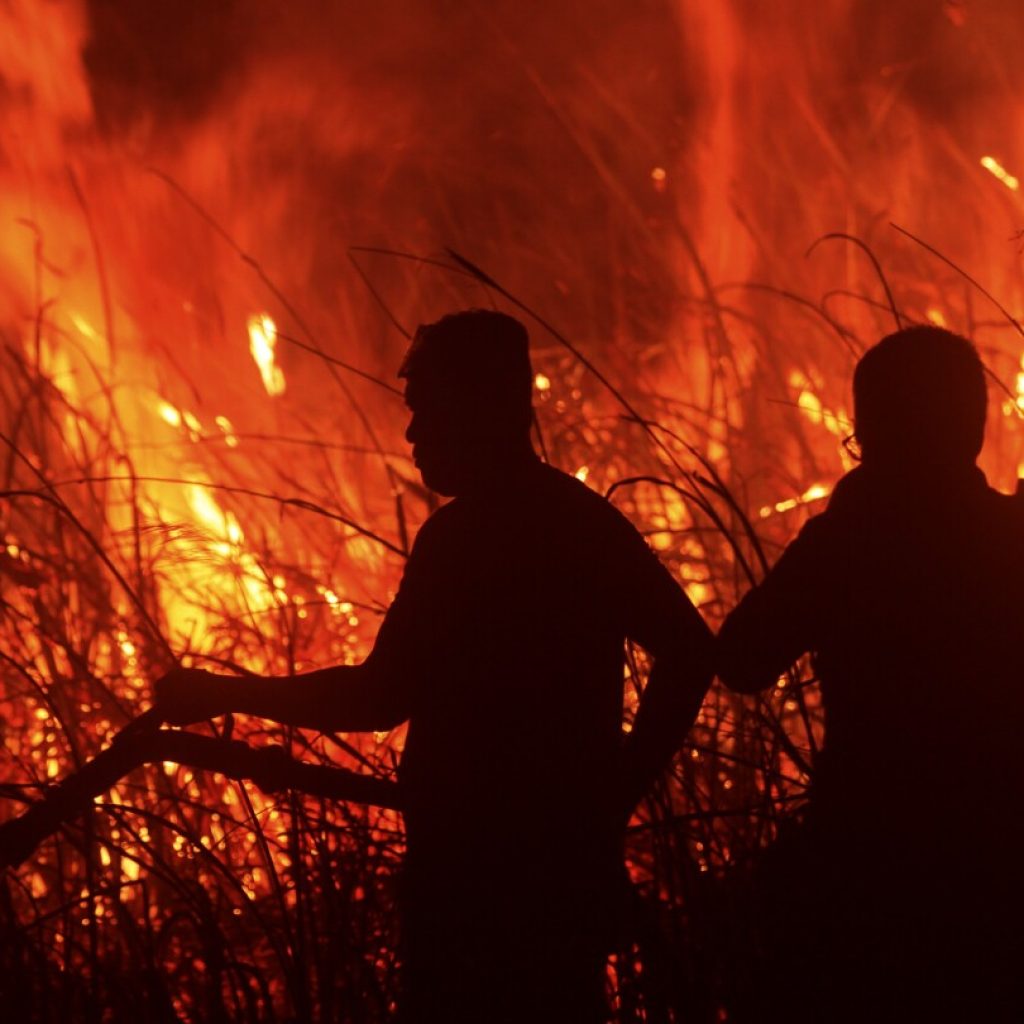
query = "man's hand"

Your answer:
(153, 667), (230, 726)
